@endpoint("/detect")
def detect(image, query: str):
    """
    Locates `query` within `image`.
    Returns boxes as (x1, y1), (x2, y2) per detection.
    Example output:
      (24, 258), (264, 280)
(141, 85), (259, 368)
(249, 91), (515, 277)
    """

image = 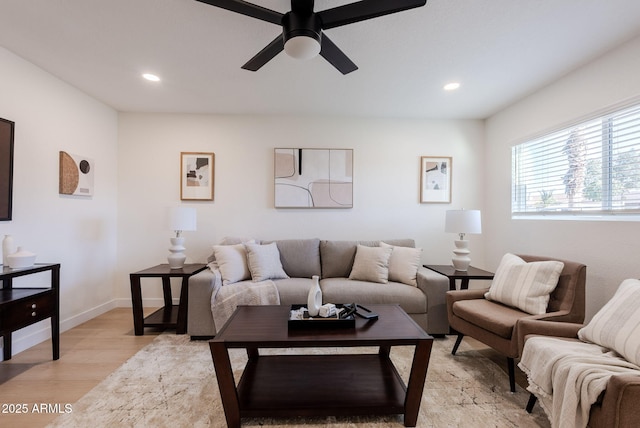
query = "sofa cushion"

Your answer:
(320, 239), (415, 278)
(320, 278), (426, 314)
(263, 238), (321, 278)
(273, 277), (316, 305)
(578, 279), (640, 366)
(320, 240), (360, 278)
(245, 242), (289, 282)
(485, 253), (564, 315)
(452, 299), (528, 339)
(348, 244), (393, 283)
(381, 242), (422, 287)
